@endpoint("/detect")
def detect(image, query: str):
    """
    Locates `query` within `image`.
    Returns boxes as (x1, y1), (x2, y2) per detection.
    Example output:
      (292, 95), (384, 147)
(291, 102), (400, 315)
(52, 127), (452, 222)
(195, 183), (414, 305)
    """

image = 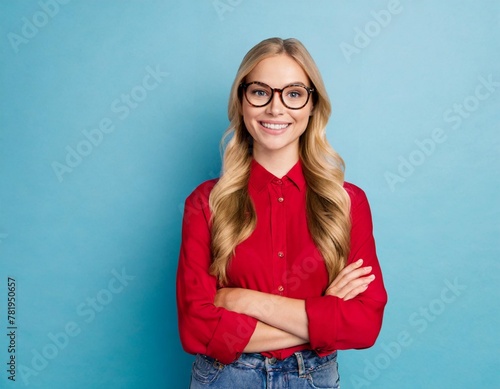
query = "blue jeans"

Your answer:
(189, 350), (340, 389)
